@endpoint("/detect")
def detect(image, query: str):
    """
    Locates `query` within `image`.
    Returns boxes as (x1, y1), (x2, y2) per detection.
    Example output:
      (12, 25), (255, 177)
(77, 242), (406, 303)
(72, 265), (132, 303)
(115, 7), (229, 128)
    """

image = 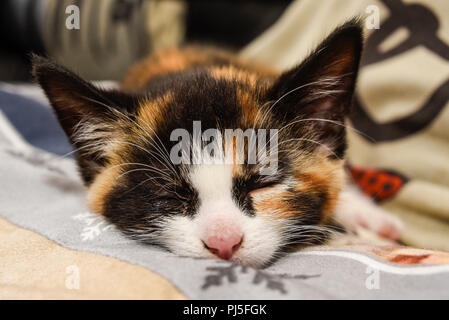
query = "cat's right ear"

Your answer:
(266, 20), (363, 159)
(32, 55), (139, 184)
